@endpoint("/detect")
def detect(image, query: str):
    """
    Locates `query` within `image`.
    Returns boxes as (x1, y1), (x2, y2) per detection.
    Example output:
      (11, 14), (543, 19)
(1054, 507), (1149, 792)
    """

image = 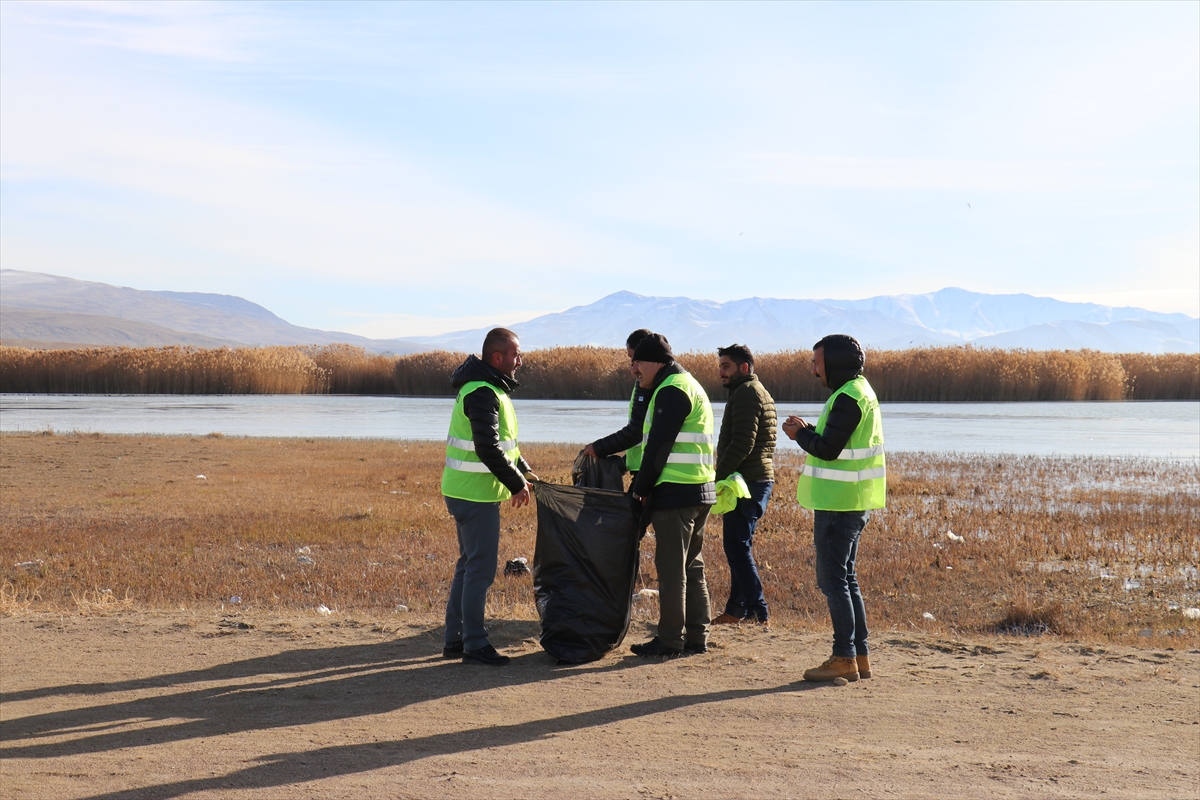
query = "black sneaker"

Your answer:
(630, 637), (683, 658)
(683, 641), (708, 655)
(442, 641), (464, 658)
(462, 644), (510, 666)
